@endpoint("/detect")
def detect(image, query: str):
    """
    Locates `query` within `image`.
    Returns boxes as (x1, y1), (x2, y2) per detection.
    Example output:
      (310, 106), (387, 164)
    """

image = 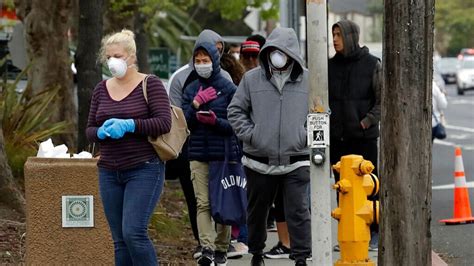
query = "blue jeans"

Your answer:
(99, 157), (165, 266)
(237, 224), (248, 244)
